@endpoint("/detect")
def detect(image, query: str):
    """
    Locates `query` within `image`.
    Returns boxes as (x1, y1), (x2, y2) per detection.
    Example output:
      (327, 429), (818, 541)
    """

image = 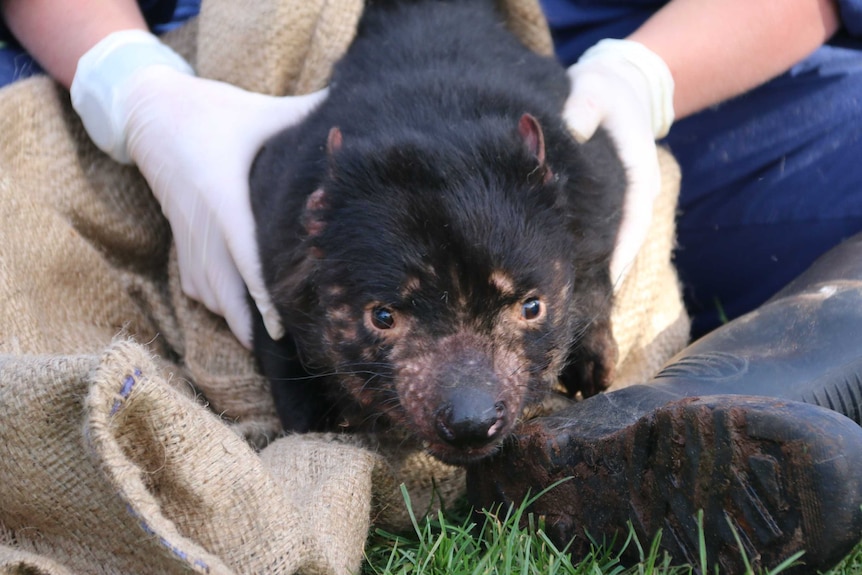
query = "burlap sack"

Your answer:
(0, 0), (688, 573)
